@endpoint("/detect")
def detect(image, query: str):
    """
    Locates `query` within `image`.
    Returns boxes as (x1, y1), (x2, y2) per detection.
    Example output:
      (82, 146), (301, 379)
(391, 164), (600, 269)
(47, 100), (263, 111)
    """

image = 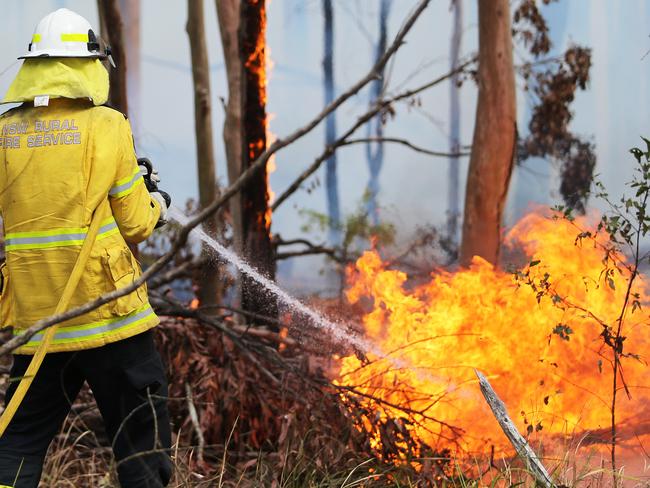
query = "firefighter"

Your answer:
(0, 8), (172, 488)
